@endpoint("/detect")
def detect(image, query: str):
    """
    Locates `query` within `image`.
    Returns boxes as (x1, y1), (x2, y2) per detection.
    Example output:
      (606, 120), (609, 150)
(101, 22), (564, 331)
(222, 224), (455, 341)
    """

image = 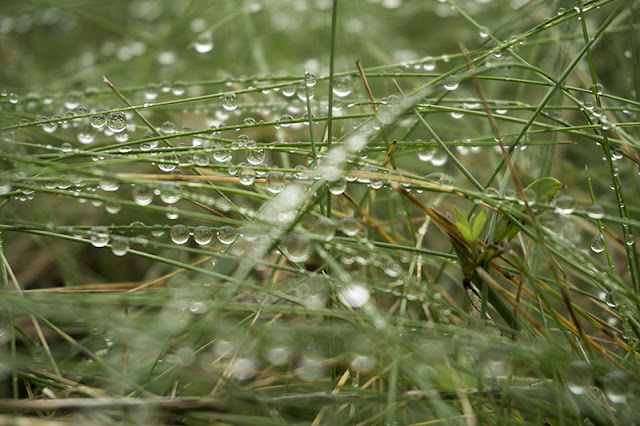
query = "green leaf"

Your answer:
(454, 207), (472, 243)
(470, 210), (486, 242)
